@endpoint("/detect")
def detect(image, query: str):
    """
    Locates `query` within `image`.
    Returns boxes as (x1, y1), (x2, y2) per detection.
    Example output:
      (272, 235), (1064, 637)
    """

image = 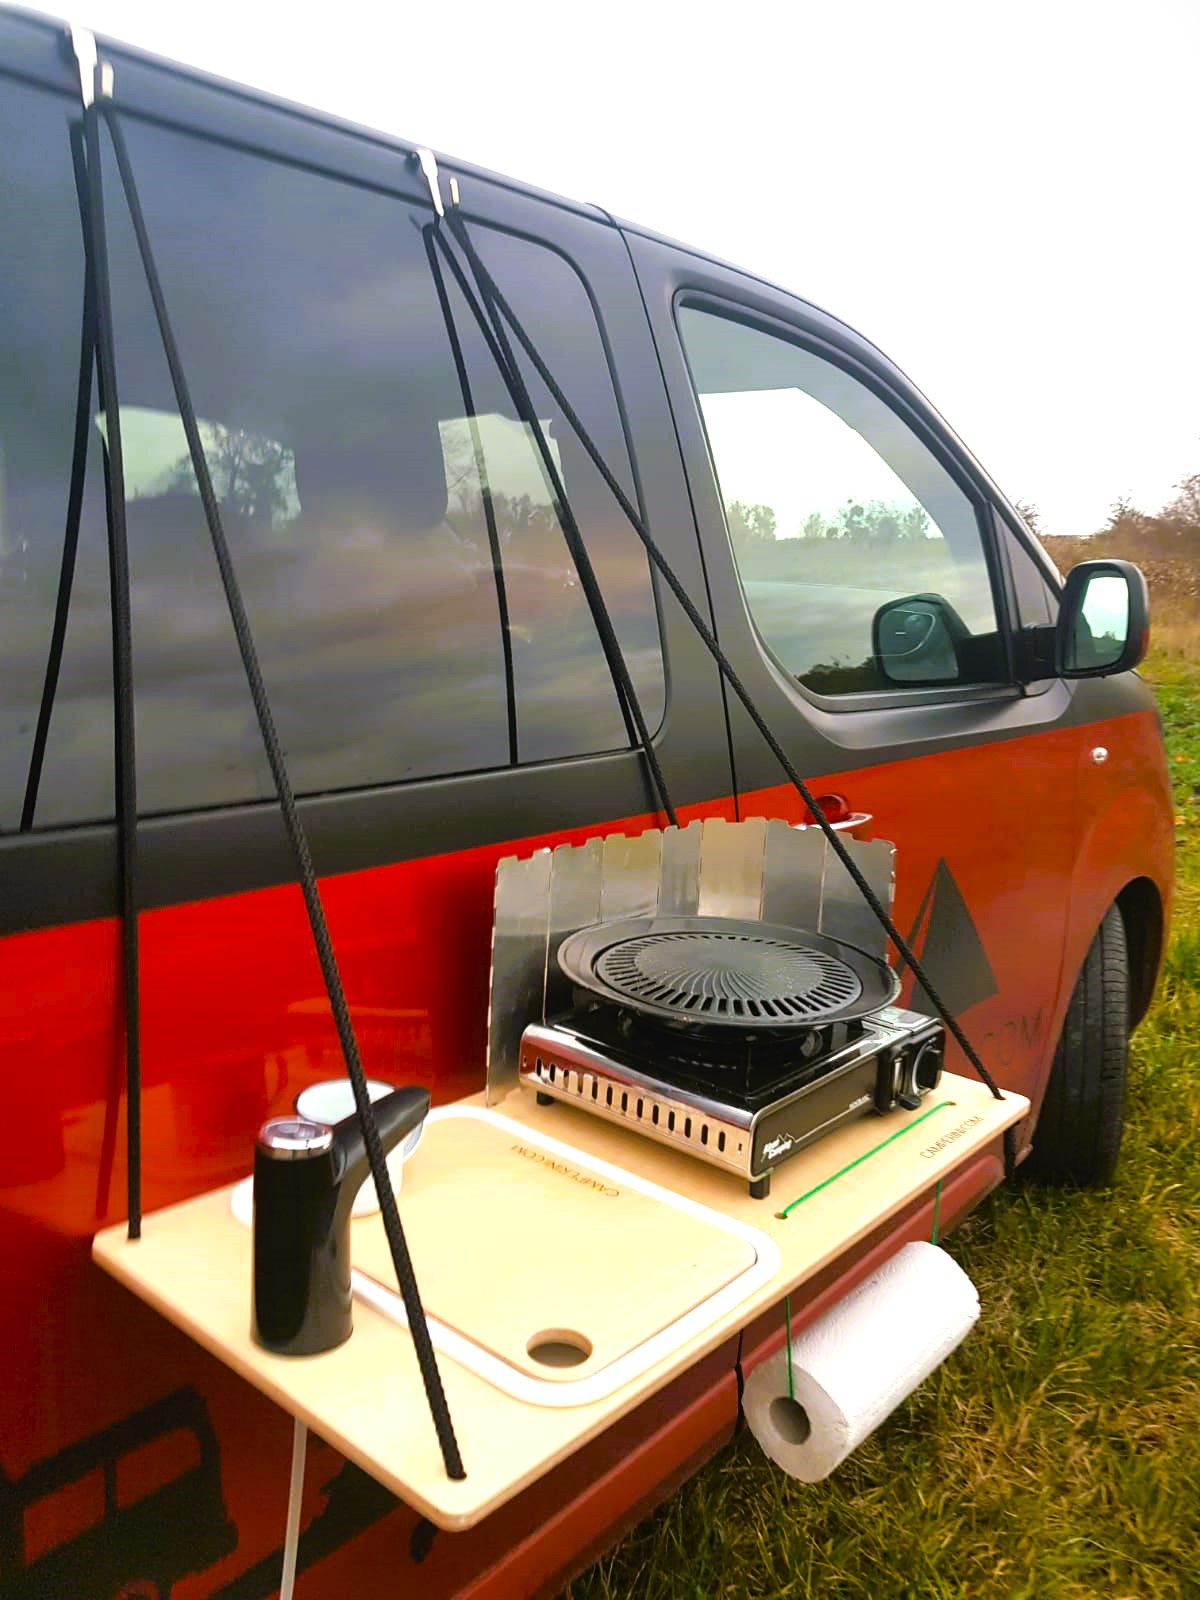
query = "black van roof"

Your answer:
(4, 3), (823, 314)
(3, 2), (1045, 572)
